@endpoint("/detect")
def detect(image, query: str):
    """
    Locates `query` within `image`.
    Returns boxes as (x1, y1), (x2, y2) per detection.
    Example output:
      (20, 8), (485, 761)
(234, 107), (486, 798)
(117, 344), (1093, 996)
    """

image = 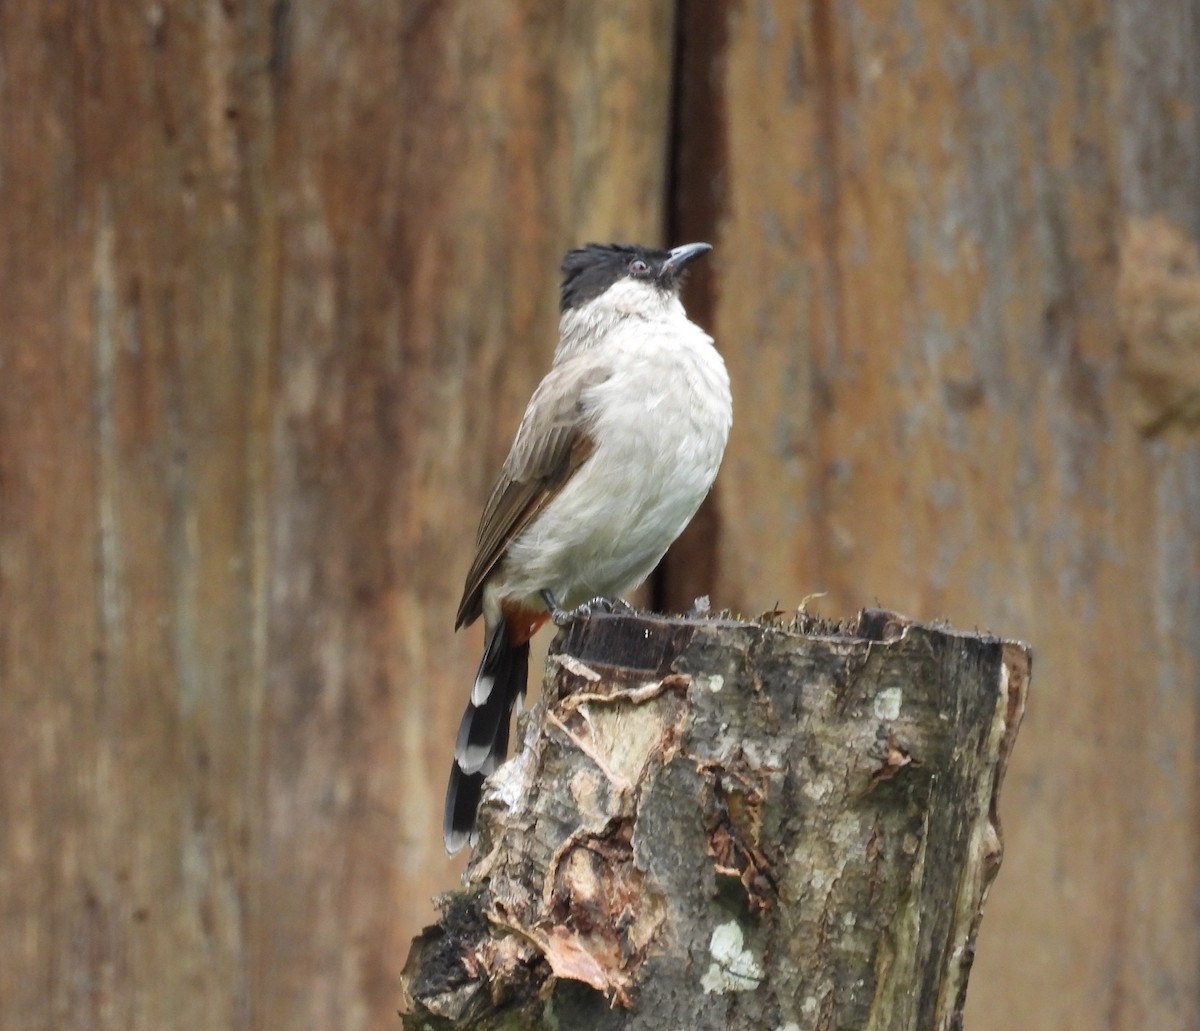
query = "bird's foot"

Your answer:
(606, 596), (636, 615)
(541, 591), (635, 627)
